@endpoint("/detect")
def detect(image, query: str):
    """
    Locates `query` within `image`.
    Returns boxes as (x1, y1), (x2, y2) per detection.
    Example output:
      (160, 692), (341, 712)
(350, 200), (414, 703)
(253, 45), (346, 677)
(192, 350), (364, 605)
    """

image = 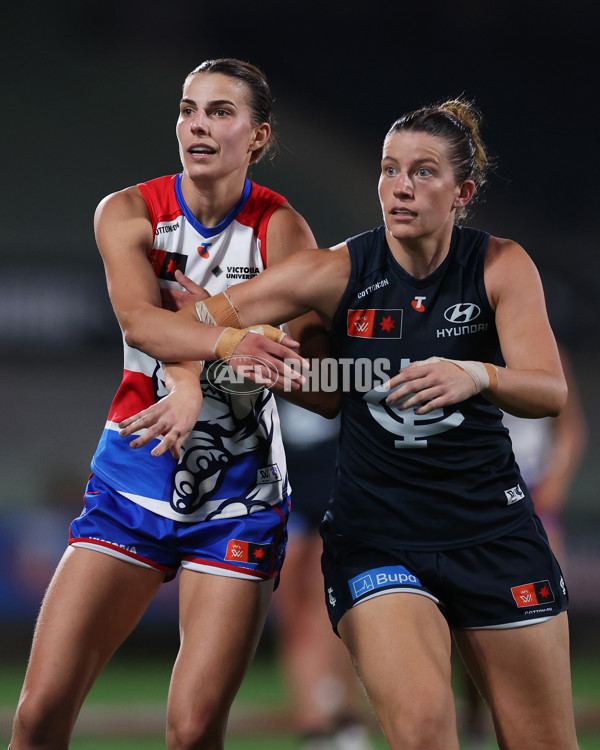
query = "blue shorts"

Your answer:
(69, 474), (290, 585)
(321, 514), (568, 633)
